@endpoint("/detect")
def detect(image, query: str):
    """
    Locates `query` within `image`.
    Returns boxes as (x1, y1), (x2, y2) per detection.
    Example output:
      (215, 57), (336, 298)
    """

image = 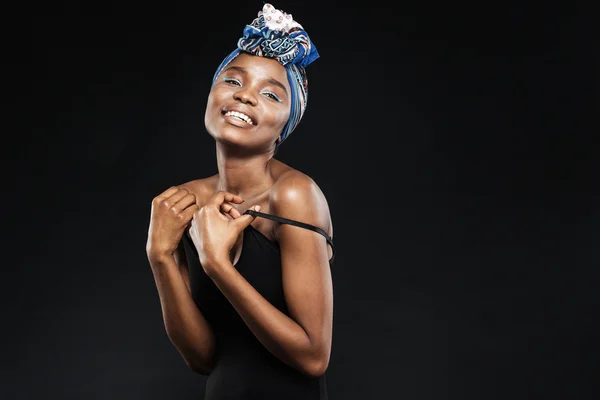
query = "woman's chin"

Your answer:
(213, 131), (254, 149)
